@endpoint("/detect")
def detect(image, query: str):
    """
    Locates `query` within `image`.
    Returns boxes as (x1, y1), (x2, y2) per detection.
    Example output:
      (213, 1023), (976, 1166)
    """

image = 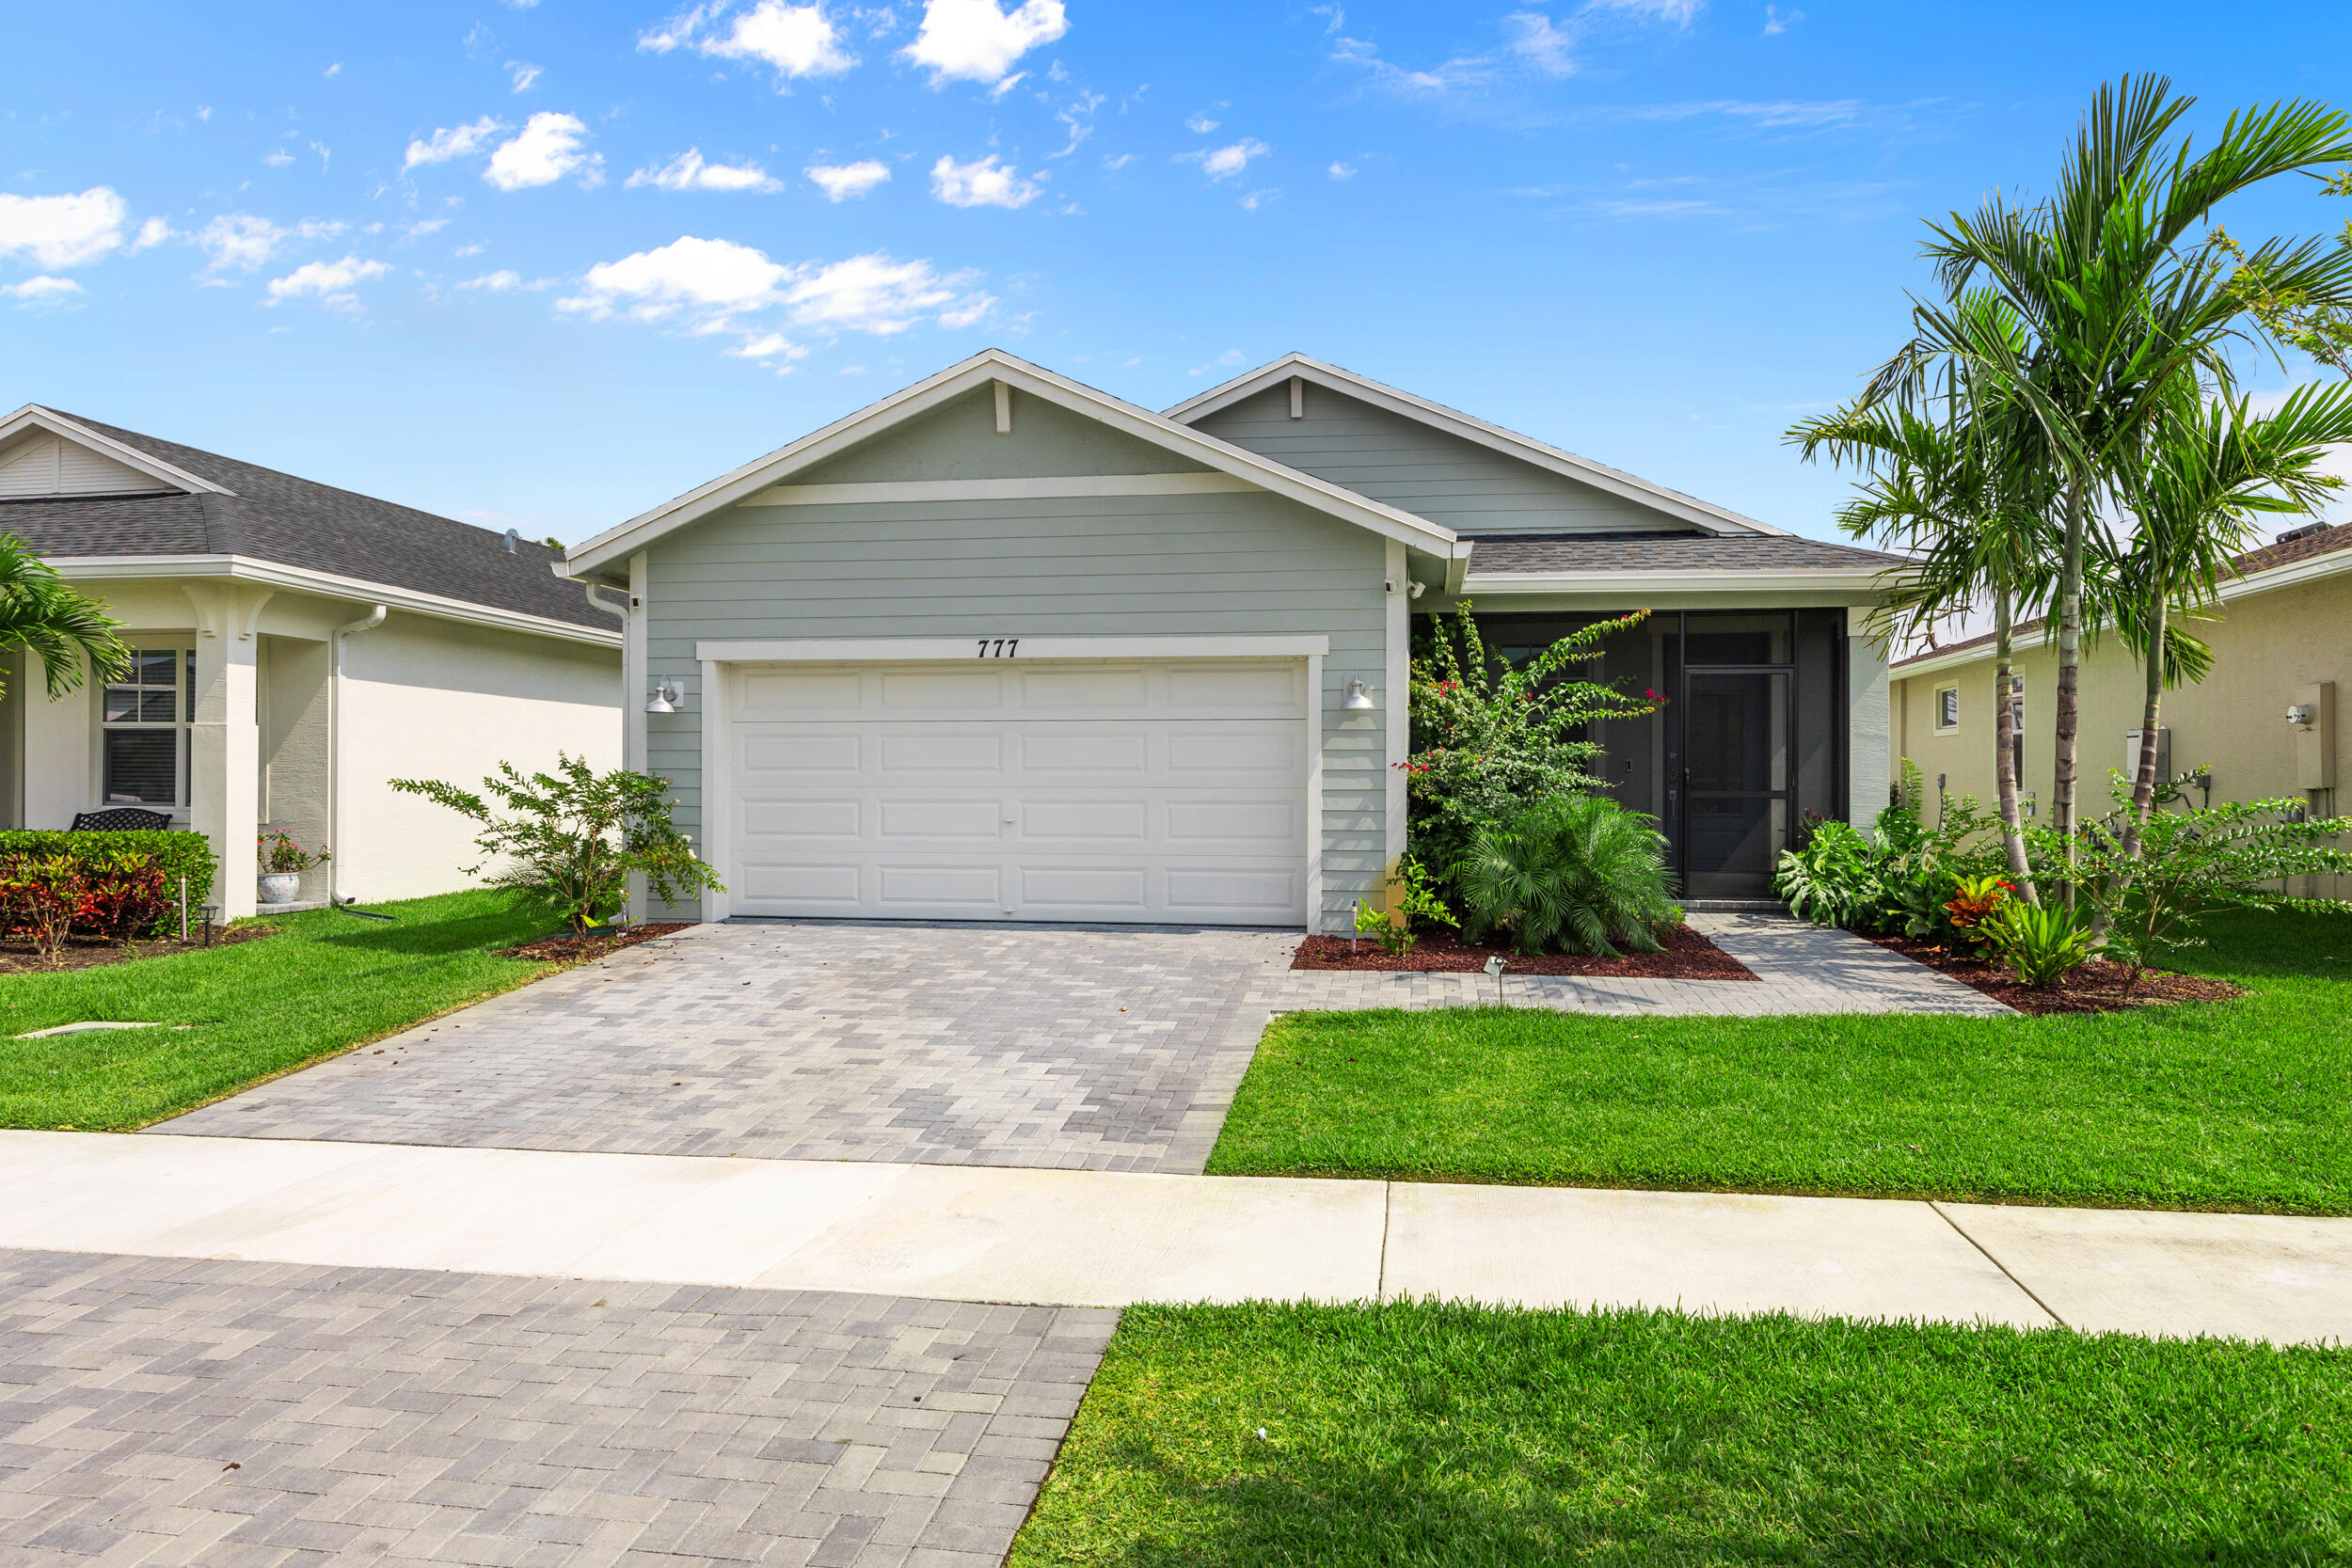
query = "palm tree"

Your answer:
(0, 531), (131, 702)
(1869, 76), (2352, 901)
(1793, 333), (2057, 896)
(2109, 380), (2352, 855)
